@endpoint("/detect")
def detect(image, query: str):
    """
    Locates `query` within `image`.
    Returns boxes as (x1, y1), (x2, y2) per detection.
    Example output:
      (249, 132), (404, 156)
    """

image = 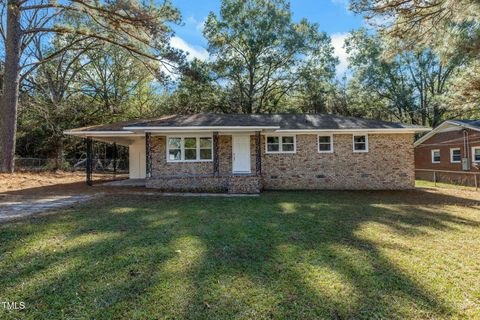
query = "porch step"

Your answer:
(100, 179), (146, 187)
